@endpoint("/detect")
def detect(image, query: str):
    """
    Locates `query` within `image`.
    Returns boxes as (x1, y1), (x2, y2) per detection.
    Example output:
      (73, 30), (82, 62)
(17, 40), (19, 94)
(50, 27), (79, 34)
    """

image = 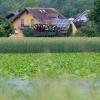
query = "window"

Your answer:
(20, 19), (24, 28)
(31, 19), (34, 27)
